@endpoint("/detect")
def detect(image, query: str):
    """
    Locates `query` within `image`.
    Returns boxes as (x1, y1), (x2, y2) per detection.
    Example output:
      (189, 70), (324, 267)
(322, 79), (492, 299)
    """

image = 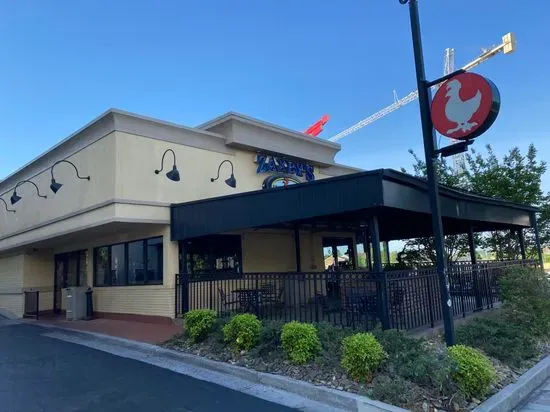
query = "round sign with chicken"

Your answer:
(431, 72), (500, 141)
